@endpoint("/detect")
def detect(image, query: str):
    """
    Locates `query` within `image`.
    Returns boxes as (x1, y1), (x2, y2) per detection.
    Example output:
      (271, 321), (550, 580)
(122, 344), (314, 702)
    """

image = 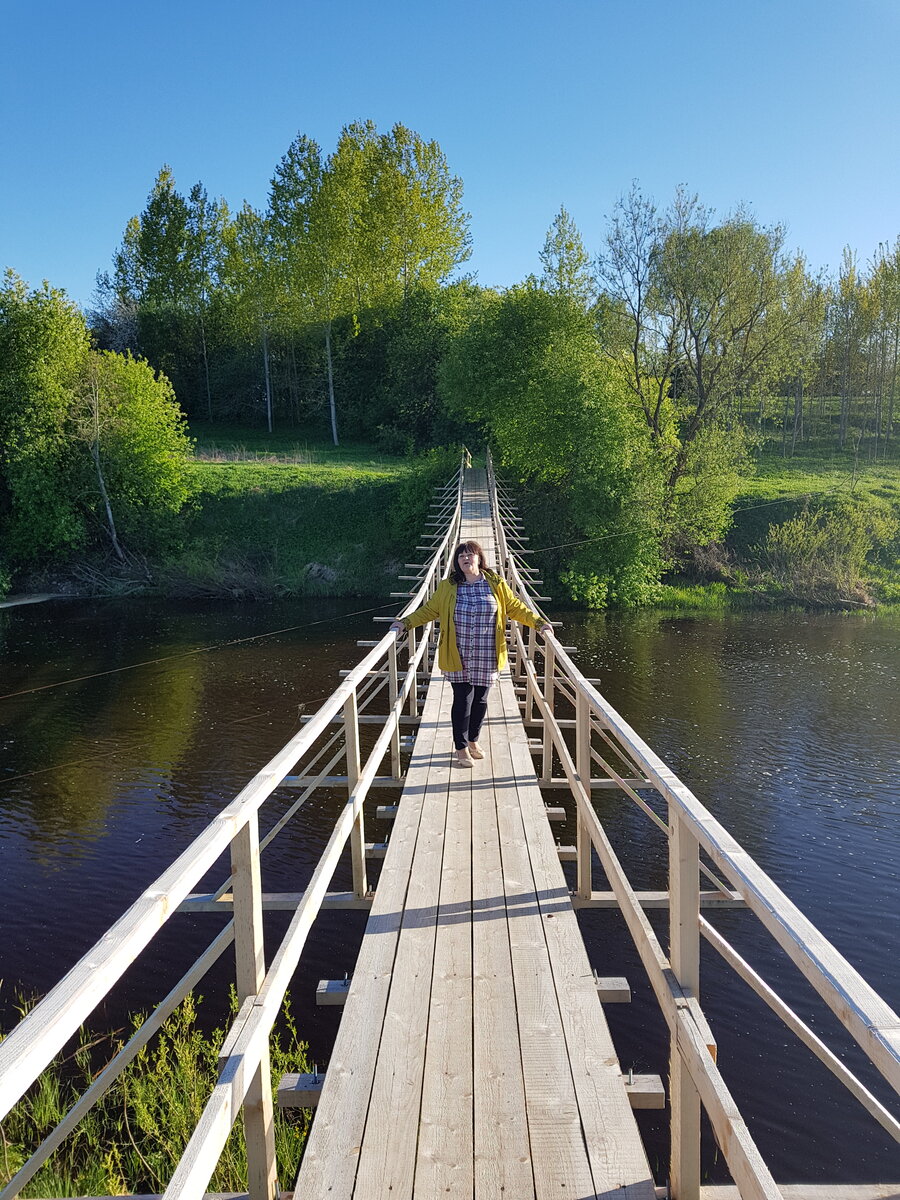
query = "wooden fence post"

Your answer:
(388, 640), (402, 780)
(345, 688), (367, 899)
(669, 808), (702, 1200)
(408, 627), (419, 717)
(231, 815), (278, 1200)
(575, 689), (592, 900)
(541, 638), (556, 784)
(524, 626), (536, 724)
